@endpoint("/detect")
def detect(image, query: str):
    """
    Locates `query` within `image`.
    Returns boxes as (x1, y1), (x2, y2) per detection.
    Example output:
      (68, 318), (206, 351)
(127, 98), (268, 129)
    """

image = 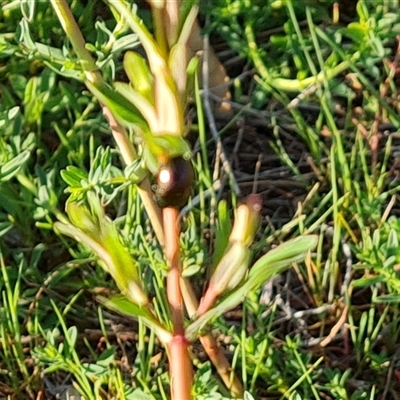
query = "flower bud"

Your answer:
(197, 195), (262, 316)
